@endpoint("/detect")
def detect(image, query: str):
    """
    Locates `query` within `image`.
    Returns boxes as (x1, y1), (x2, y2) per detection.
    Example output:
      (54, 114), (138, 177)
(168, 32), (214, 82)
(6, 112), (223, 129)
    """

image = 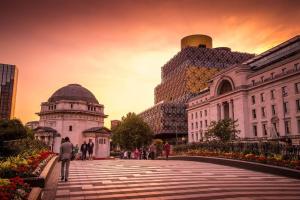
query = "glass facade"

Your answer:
(0, 64), (18, 119)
